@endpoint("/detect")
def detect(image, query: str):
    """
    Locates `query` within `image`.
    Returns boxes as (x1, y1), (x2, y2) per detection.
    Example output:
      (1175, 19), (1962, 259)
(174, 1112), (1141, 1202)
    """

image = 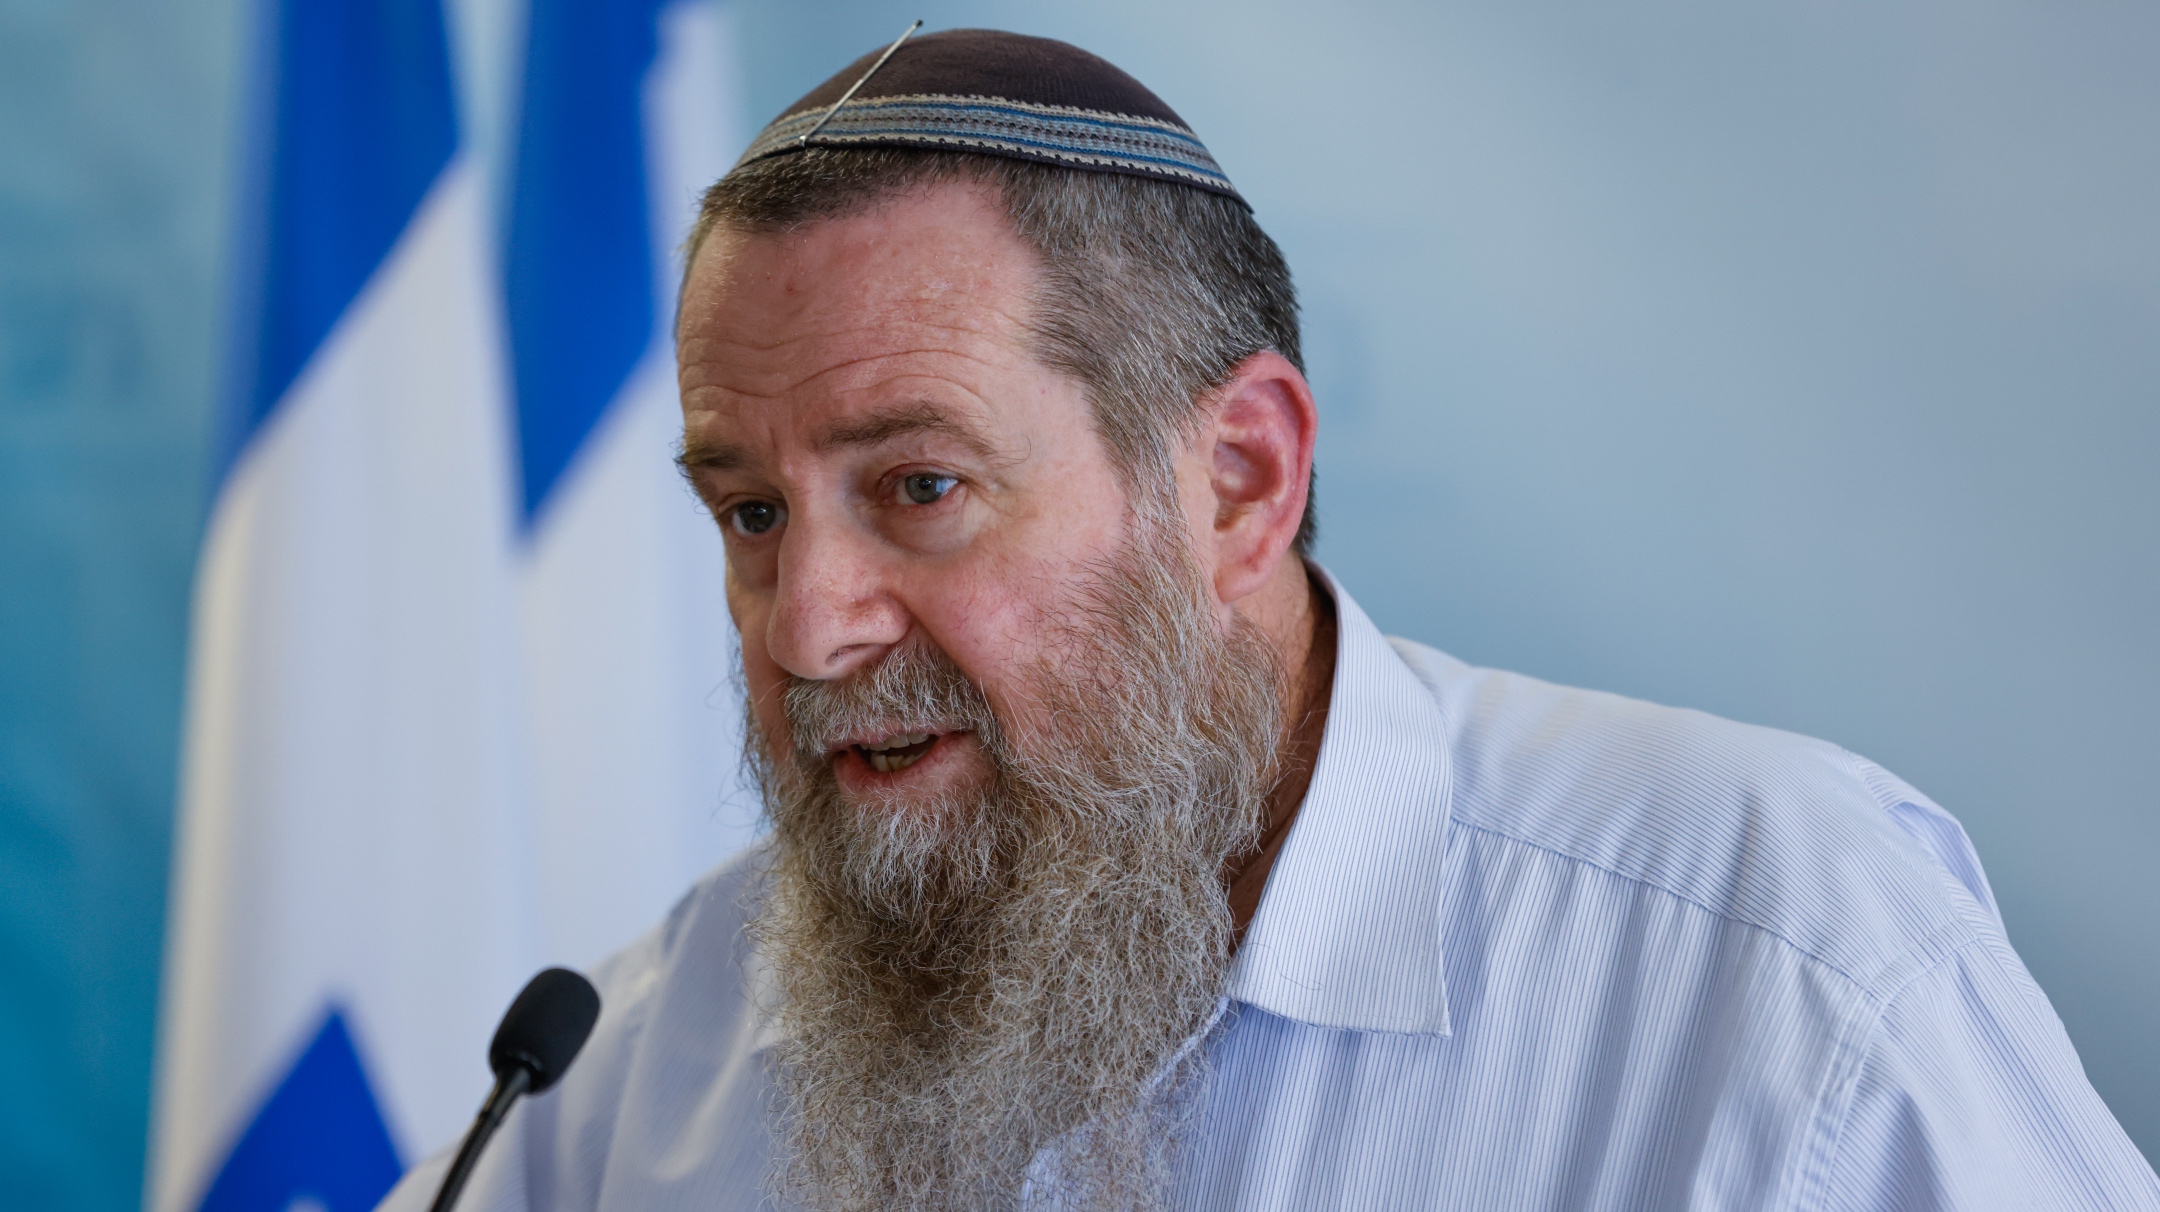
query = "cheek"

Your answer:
(741, 665), (794, 760)
(726, 583), (789, 738)
(902, 550), (1036, 658)
(724, 576), (763, 666)
(901, 555), (1091, 727)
